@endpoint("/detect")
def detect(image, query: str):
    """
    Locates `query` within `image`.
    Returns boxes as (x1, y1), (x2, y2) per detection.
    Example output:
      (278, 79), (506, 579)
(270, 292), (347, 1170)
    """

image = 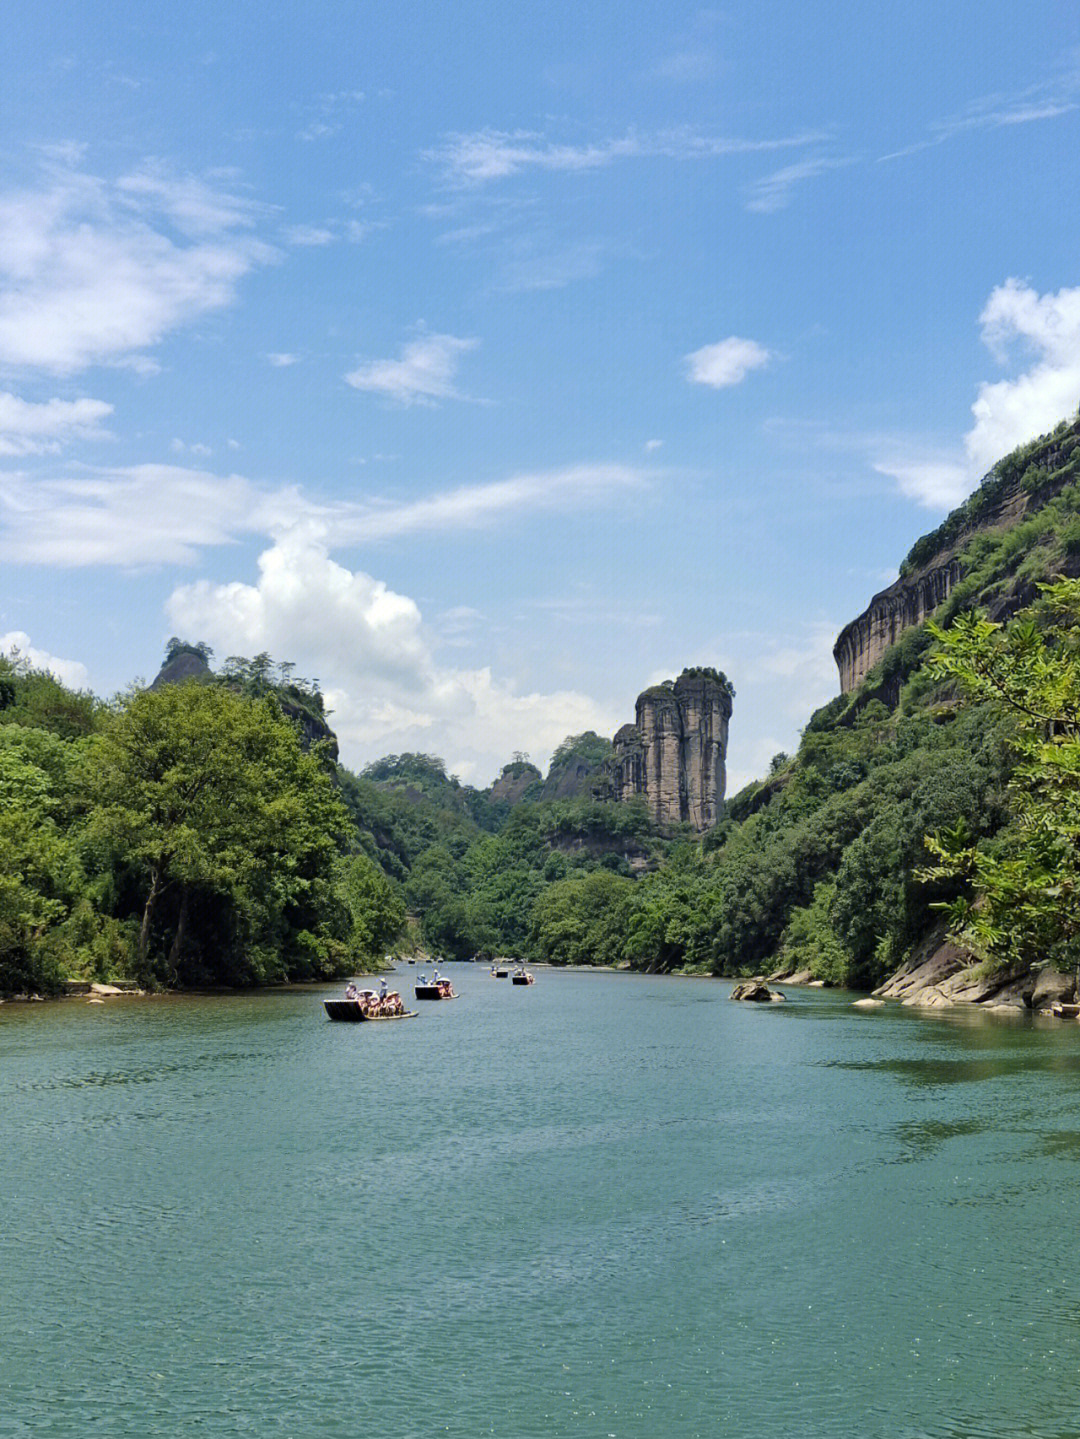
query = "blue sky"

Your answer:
(2, 2), (1079, 789)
